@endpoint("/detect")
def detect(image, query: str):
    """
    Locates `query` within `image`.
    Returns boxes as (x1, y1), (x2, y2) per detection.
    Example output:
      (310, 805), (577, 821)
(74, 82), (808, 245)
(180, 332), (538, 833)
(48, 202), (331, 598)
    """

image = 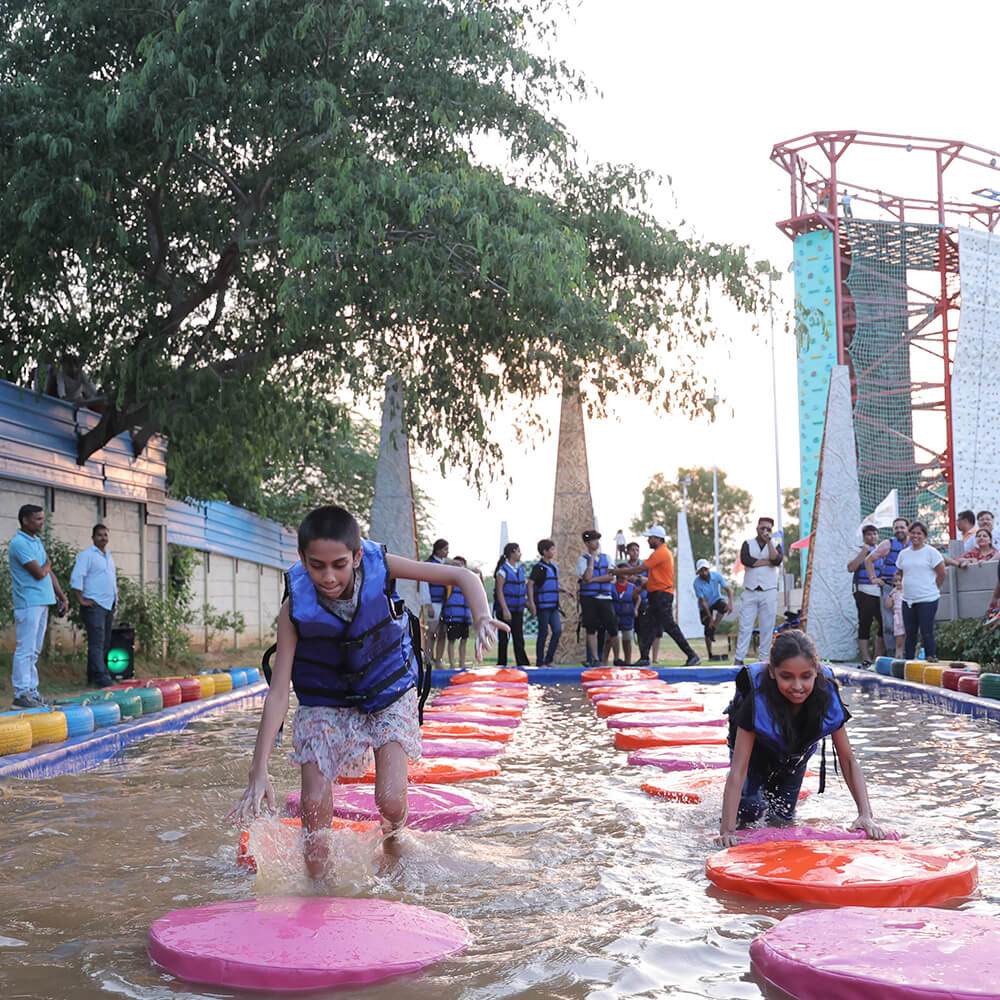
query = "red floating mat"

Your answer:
(750, 906), (1000, 1000)
(642, 771), (813, 804)
(421, 721), (513, 742)
(449, 668), (528, 684)
(597, 698), (702, 719)
(581, 667), (657, 683)
(706, 840), (977, 907)
(338, 759), (501, 784)
(615, 725), (726, 750)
